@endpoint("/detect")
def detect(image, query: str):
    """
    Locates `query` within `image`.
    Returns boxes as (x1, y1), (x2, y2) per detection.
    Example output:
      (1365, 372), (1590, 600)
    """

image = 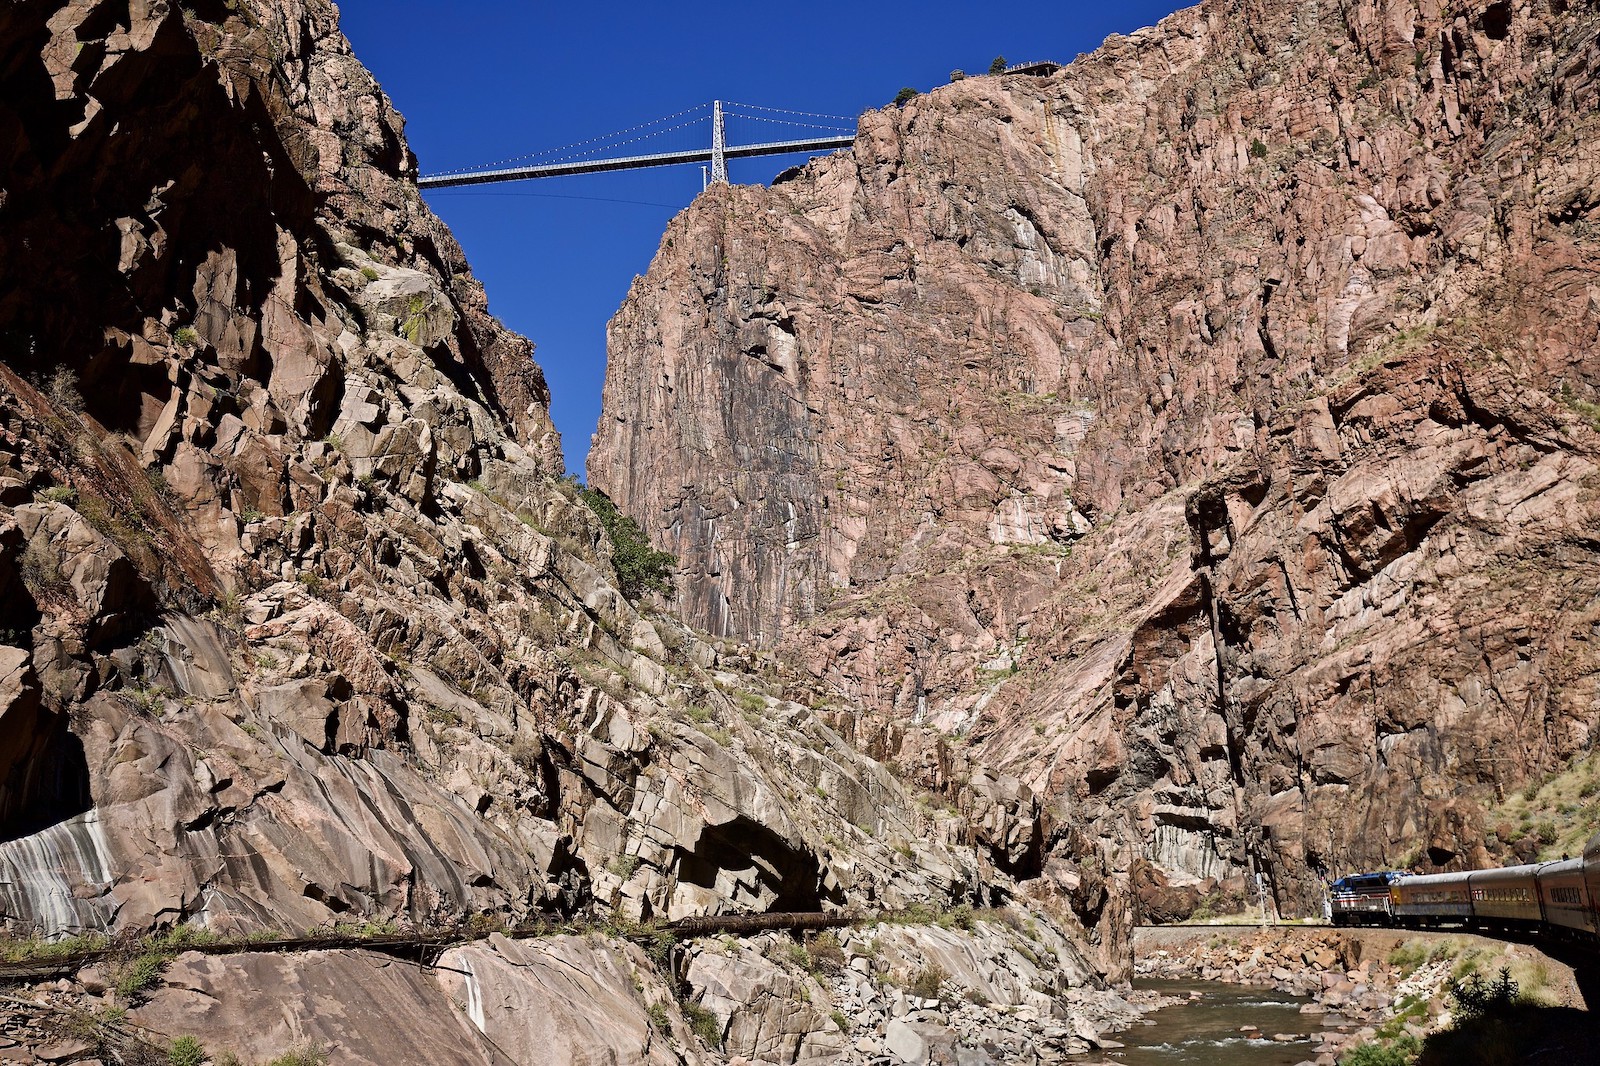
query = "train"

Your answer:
(1325, 830), (1600, 945)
